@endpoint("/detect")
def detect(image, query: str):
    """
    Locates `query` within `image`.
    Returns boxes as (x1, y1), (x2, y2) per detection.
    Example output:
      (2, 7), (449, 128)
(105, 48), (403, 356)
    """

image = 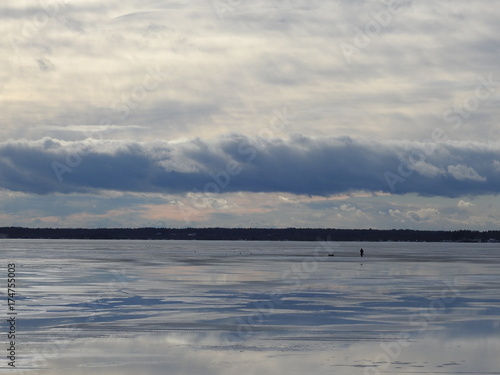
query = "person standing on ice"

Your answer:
(360, 248), (364, 257)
